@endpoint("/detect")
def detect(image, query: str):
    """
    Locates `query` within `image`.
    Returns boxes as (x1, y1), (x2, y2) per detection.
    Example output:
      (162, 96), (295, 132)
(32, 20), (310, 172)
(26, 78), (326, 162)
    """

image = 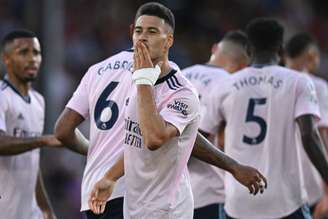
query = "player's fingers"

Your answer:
(133, 44), (140, 70)
(140, 42), (152, 66)
(138, 42), (147, 64)
(248, 183), (254, 194)
(257, 171), (267, 188)
(100, 202), (106, 214)
(253, 182), (260, 195)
